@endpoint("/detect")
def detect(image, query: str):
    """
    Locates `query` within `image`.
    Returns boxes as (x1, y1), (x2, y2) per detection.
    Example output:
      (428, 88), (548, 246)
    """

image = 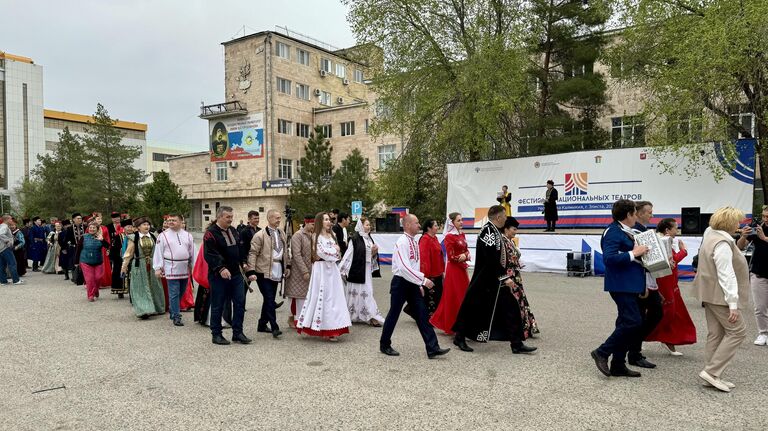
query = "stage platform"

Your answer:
(371, 232), (701, 281)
